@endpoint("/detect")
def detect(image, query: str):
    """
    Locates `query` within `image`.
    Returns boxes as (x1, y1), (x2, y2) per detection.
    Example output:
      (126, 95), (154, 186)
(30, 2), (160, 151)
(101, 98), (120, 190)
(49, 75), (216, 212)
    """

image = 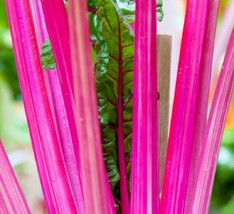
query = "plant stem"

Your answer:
(130, 0), (159, 213)
(6, 0), (78, 212)
(0, 142), (30, 213)
(31, 0), (85, 212)
(186, 0), (220, 211)
(117, 15), (130, 214)
(68, 0), (113, 213)
(191, 28), (234, 214)
(160, 0), (210, 212)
